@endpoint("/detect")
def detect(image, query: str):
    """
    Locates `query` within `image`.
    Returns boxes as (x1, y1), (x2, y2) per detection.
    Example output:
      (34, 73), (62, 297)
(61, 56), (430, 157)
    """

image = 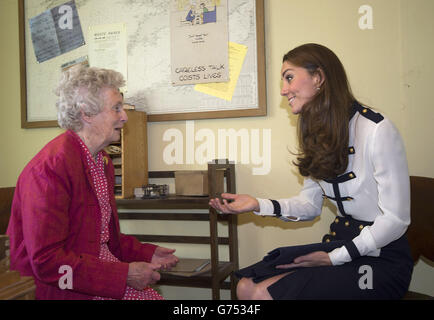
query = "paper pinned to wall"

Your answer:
(61, 56), (89, 72)
(194, 42), (248, 101)
(88, 23), (128, 91)
(29, 0), (85, 63)
(170, 0), (229, 86)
